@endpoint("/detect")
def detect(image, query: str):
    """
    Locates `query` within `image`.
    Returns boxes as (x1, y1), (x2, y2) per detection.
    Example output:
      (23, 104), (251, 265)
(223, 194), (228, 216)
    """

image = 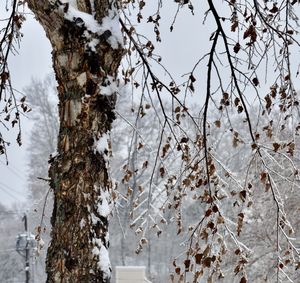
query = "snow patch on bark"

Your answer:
(80, 218), (86, 229)
(91, 184), (112, 218)
(88, 186), (112, 278)
(89, 187), (111, 224)
(97, 188), (111, 217)
(88, 38), (100, 52)
(61, 2), (123, 49)
(92, 243), (111, 278)
(65, 6), (100, 33)
(91, 213), (99, 225)
(96, 133), (108, 153)
(100, 75), (119, 96)
(101, 10), (123, 49)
